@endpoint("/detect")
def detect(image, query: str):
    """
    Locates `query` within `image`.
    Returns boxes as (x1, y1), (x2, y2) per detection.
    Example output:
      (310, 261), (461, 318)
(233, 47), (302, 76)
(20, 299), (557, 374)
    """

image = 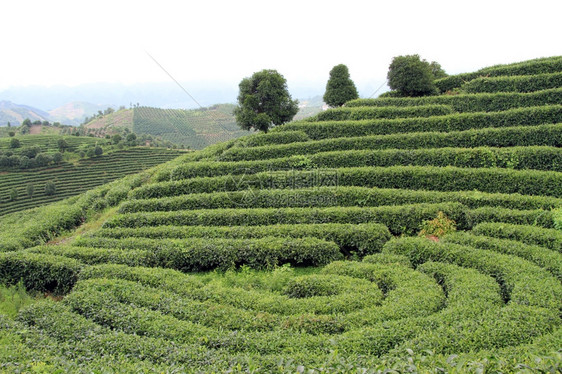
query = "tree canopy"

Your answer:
(323, 64), (359, 107)
(387, 54), (447, 97)
(234, 69), (299, 133)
